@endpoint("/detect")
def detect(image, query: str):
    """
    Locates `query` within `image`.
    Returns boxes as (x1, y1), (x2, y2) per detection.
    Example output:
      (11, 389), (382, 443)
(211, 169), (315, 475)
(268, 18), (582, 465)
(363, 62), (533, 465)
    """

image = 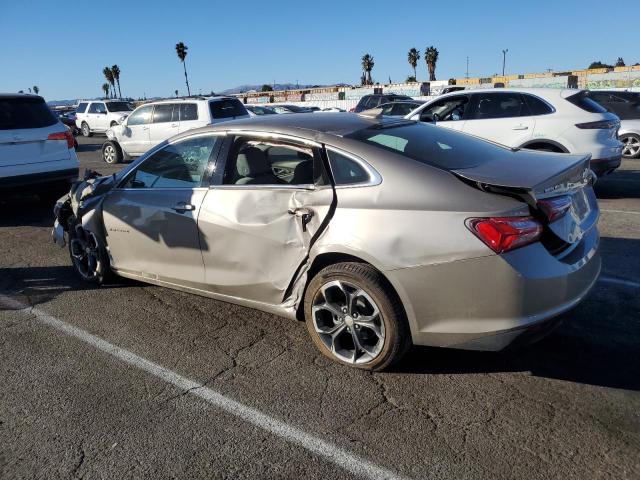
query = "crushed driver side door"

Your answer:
(197, 133), (335, 305)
